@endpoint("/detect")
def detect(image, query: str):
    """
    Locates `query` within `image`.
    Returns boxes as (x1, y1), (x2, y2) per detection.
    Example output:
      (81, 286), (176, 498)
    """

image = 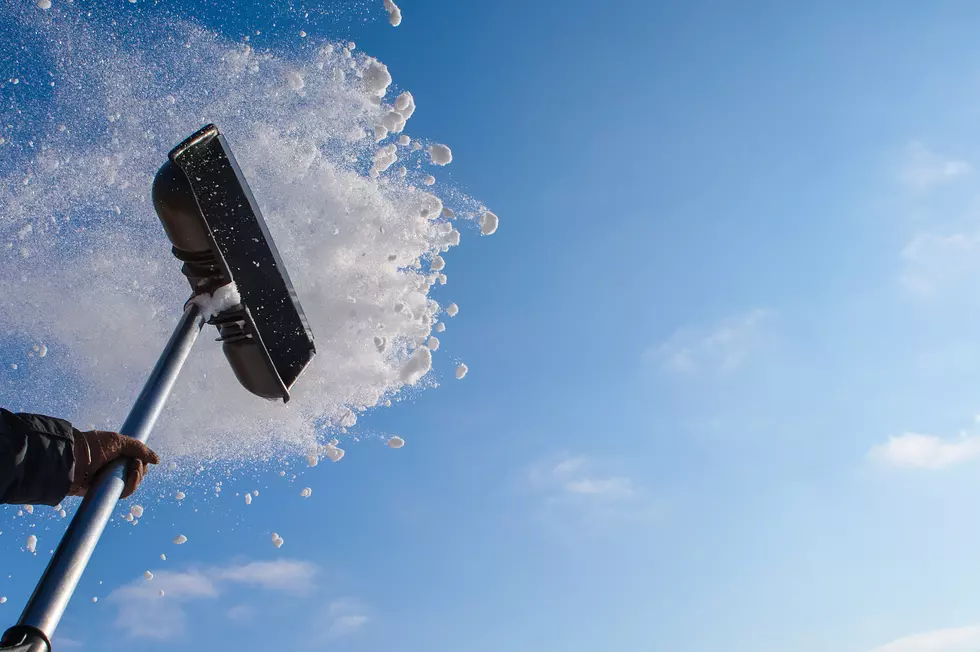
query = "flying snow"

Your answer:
(25, 535), (36, 553)
(429, 144), (452, 166)
(446, 303), (459, 317)
(456, 363), (468, 379)
(173, 535), (188, 545)
(387, 436), (405, 448)
(383, 0), (402, 26)
(0, 3), (494, 463)
(480, 211), (499, 235)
